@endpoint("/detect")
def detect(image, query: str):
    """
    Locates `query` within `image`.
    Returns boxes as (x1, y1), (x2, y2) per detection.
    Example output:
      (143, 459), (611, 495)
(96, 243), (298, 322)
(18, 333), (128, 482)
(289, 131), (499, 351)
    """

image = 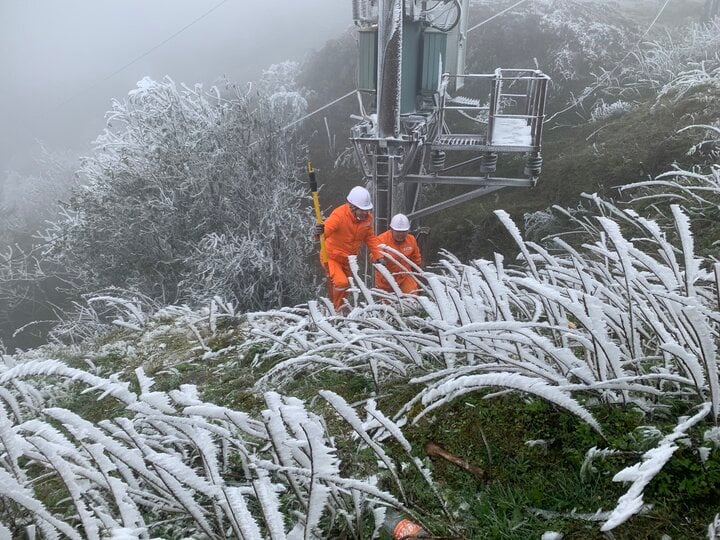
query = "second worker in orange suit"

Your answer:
(375, 213), (422, 294)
